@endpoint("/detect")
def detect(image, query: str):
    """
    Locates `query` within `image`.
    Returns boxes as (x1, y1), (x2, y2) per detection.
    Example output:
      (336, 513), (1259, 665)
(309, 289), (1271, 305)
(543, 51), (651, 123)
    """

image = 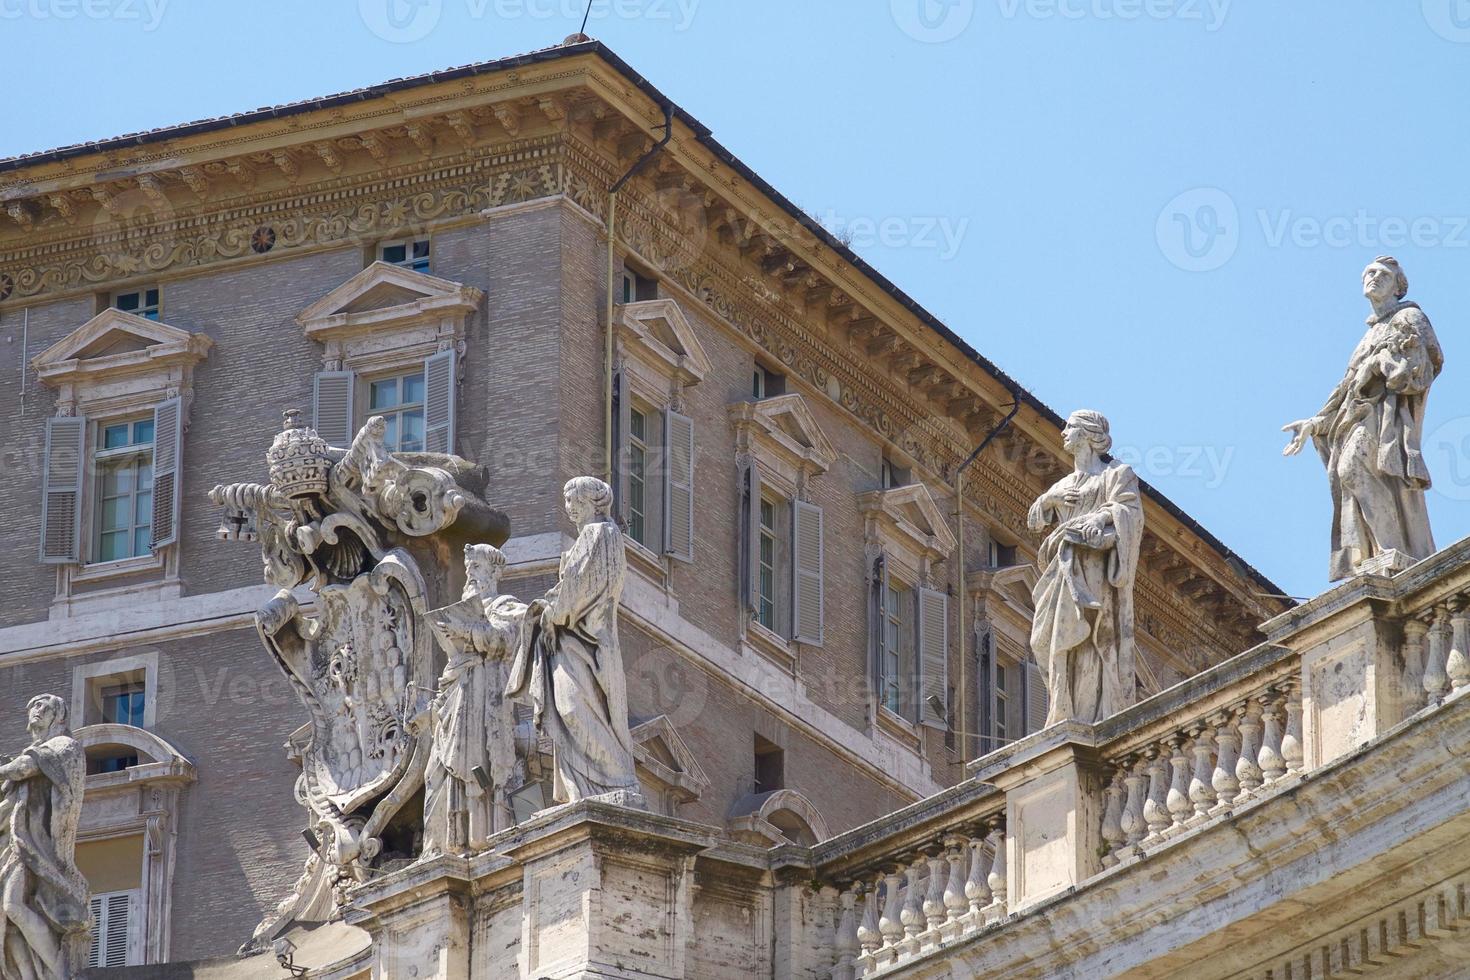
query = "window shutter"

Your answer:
(40, 415), (86, 564)
(917, 587), (950, 730)
(791, 501), (824, 645)
(312, 370), (355, 447)
(977, 627), (995, 748)
(613, 368), (629, 521)
(746, 463), (763, 613)
(150, 397), (183, 550)
(868, 554), (887, 710)
(1024, 658), (1050, 734)
(88, 891), (132, 968)
(663, 410), (695, 562)
(423, 347), (457, 455)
